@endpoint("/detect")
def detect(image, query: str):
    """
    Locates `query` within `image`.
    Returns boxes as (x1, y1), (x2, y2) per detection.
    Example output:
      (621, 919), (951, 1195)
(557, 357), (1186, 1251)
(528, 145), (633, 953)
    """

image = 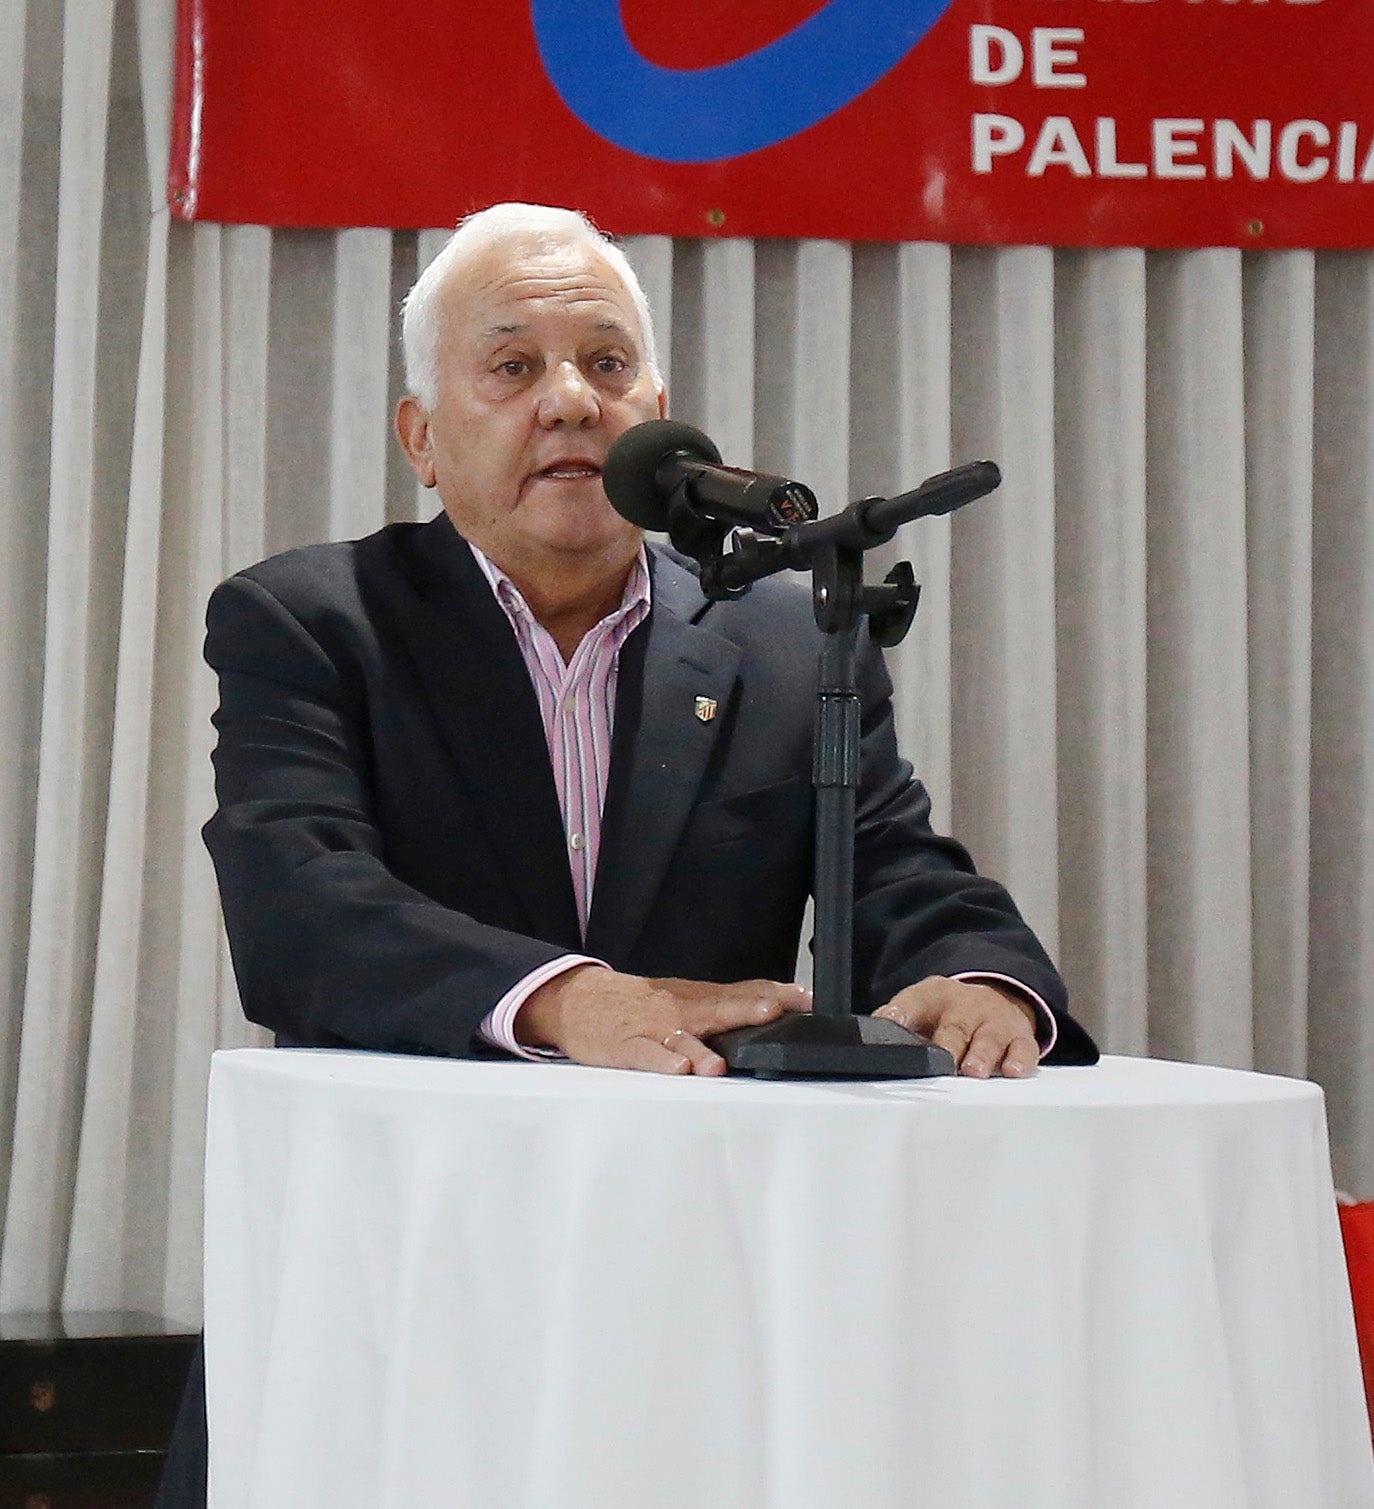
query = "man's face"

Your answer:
(397, 234), (665, 579)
